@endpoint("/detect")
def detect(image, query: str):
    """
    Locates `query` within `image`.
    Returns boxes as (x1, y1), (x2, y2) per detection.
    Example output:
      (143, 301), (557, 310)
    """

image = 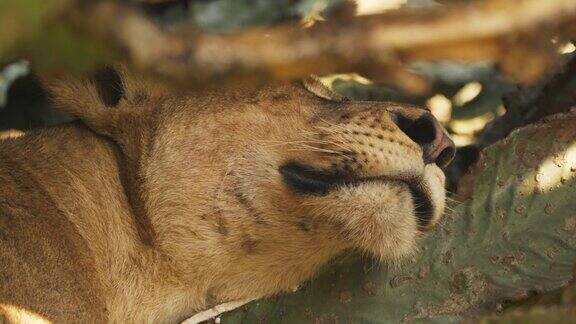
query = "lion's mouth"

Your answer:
(279, 162), (435, 228)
